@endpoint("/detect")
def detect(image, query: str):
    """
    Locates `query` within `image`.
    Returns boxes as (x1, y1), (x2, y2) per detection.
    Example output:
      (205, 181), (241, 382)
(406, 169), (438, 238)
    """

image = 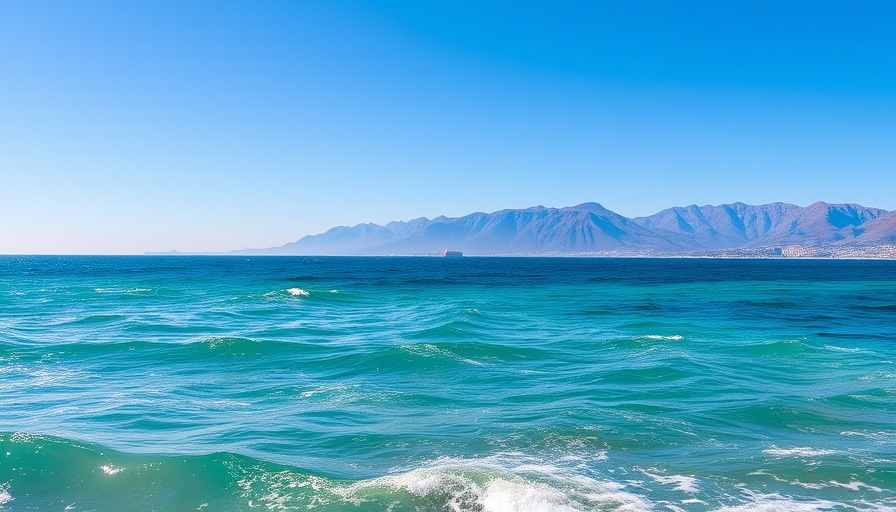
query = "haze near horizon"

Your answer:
(1, 0), (894, 254)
